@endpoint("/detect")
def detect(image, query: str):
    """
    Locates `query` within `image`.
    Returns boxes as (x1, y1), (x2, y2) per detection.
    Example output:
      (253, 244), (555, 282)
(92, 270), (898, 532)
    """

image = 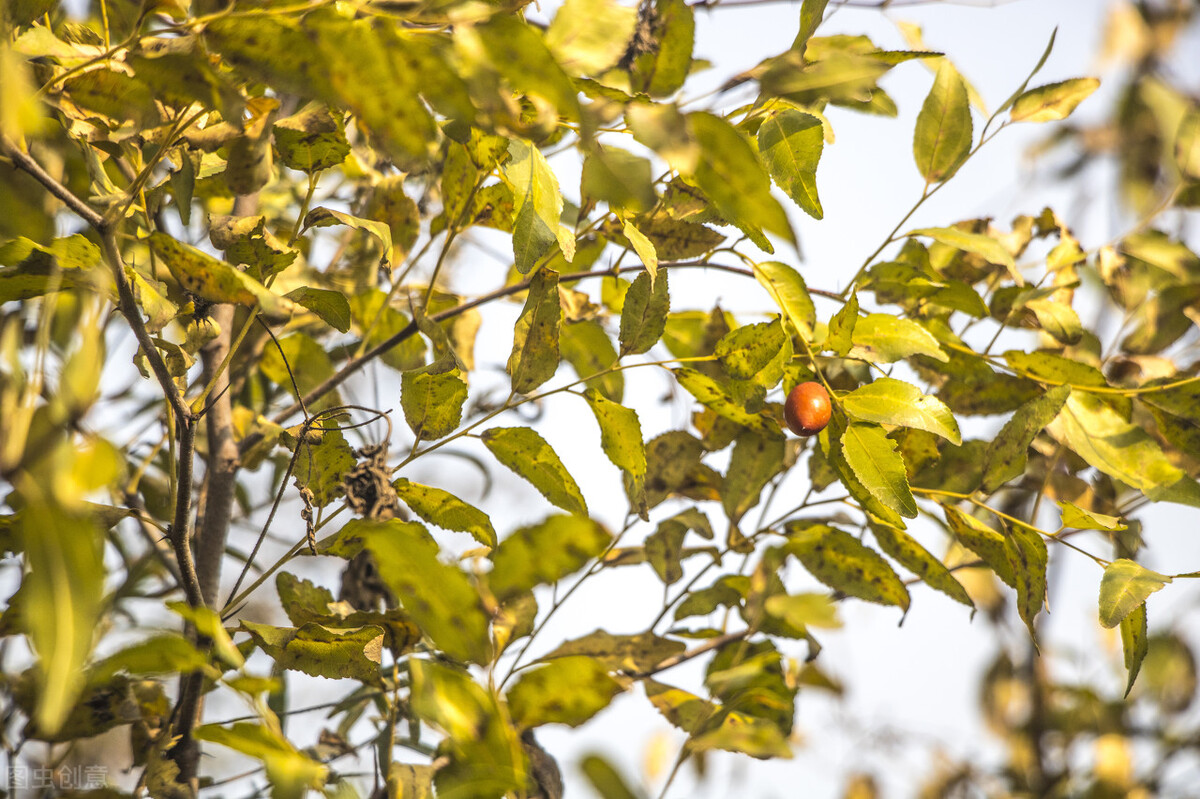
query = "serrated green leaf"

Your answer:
(242, 621), (383, 682)
(619, 269), (670, 355)
(490, 515), (611, 601)
(757, 109), (824, 219)
(913, 60), (972, 183)
(329, 519), (491, 664)
(1099, 559), (1171, 629)
(482, 427), (588, 515)
(784, 522), (910, 610)
(870, 521), (973, 608)
(505, 140), (565, 274)
(506, 656), (623, 728)
(841, 422), (918, 518)
(753, 261), (815, 339)
(981, 384), (1071, 493)
(688, 112), (795, 250)
(1010, 77), (1100, 123)
(841, 377), (961, 445)
(849, 314), (947, 363)
(821, 417), (906, 527)
(293, 426), (355, 507)
(284, 287), (351, 333)
(394, 478), (496, 548)
(507, 267), (561, 393)
(716, 318), (788, 380)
